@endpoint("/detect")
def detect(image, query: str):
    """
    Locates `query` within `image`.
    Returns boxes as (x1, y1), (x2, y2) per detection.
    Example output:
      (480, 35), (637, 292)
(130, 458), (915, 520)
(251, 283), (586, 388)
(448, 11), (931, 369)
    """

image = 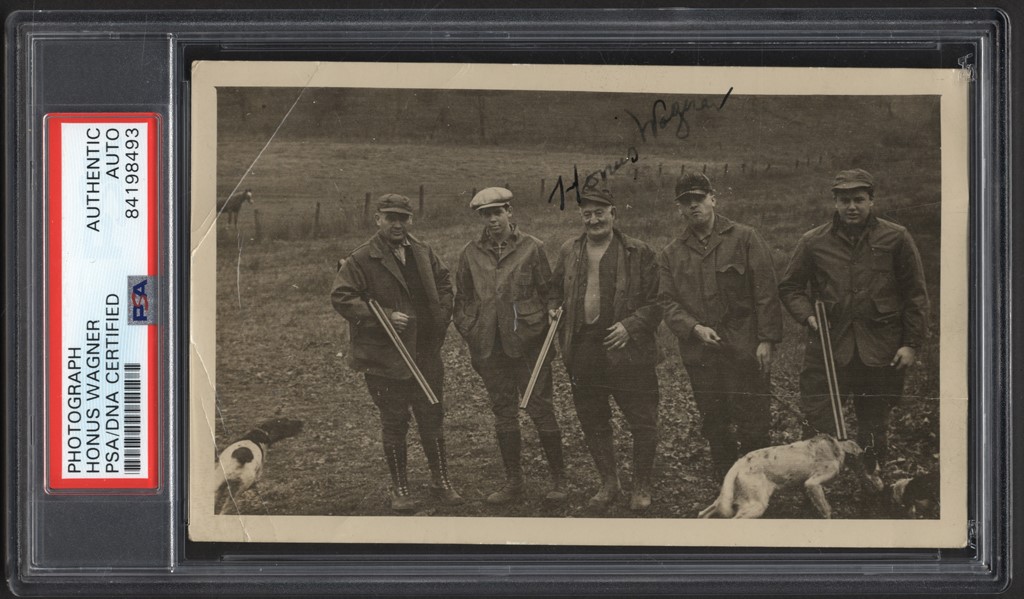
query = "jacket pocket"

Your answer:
(455, 304), (480, 337)
(872, 296), (901, 323)
(716, 262), (749, 313)
(514, 270), (536, 301)
(869, 244), (897, 273)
